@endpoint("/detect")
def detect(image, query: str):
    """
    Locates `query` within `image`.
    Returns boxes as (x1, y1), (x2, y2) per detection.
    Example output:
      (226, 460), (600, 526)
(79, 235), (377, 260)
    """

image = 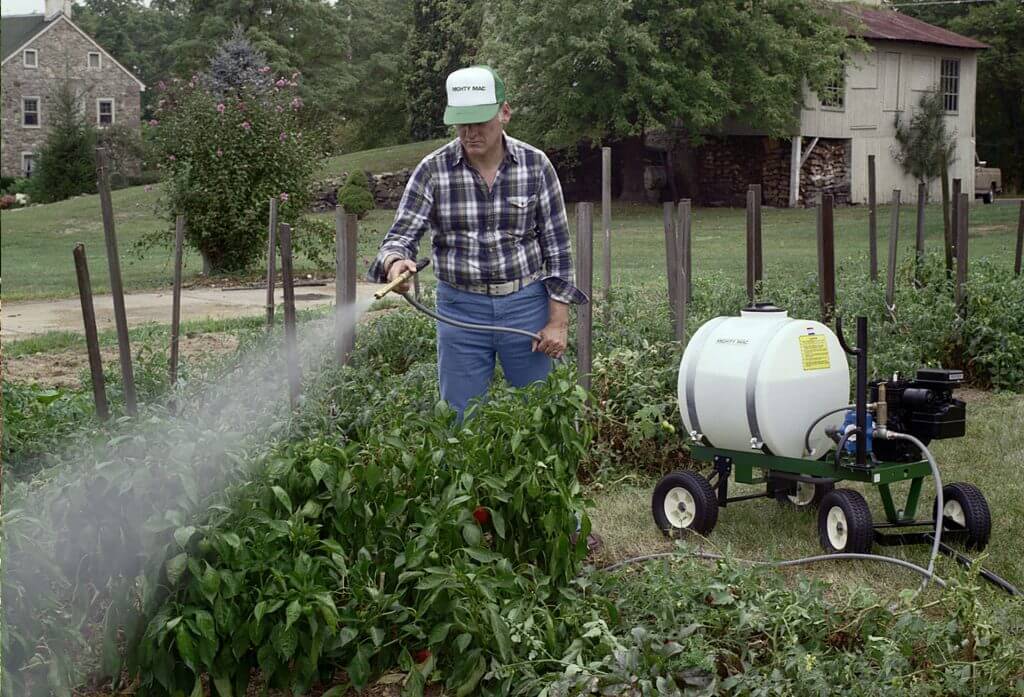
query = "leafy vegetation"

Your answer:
(26, 82), (99, 204)
(893, 89), (958, 190)
(337, 170), (375, 218)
